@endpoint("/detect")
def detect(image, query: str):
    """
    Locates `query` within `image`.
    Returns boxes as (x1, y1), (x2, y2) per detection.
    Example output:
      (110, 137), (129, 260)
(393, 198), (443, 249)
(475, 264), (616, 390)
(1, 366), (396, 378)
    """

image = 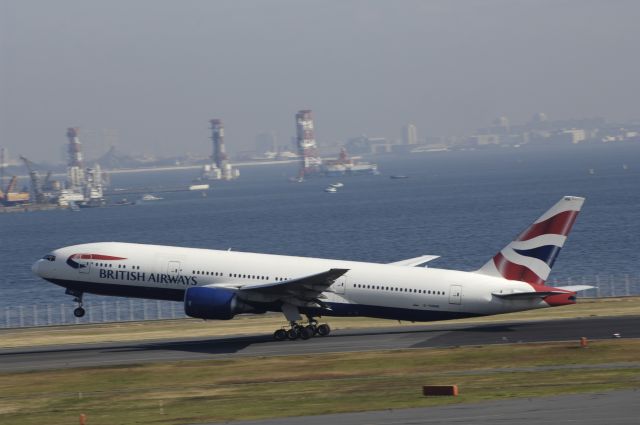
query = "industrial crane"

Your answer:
(19, 156), (46, 204)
